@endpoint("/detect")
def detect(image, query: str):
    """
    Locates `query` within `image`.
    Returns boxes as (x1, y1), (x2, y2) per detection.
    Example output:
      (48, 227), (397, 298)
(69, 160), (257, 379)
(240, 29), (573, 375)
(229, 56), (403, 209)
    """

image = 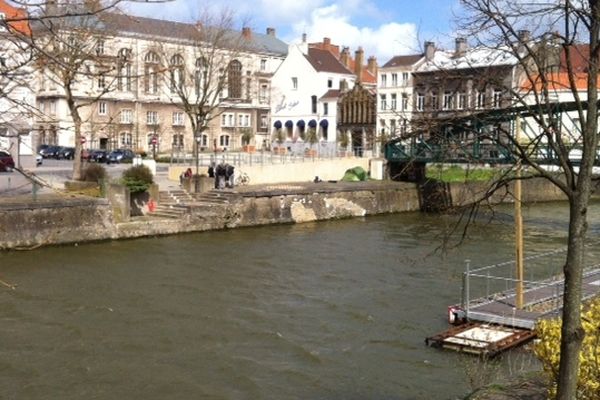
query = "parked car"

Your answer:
(81, 149), (91, 161)
(90, 149), (108, 163)
(107, 149), (135, 163)
(0, 150), (15, 172)
(57, 146), (75, 160)
(36, 154), (43, 166)
(40, 145), (61, 159)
